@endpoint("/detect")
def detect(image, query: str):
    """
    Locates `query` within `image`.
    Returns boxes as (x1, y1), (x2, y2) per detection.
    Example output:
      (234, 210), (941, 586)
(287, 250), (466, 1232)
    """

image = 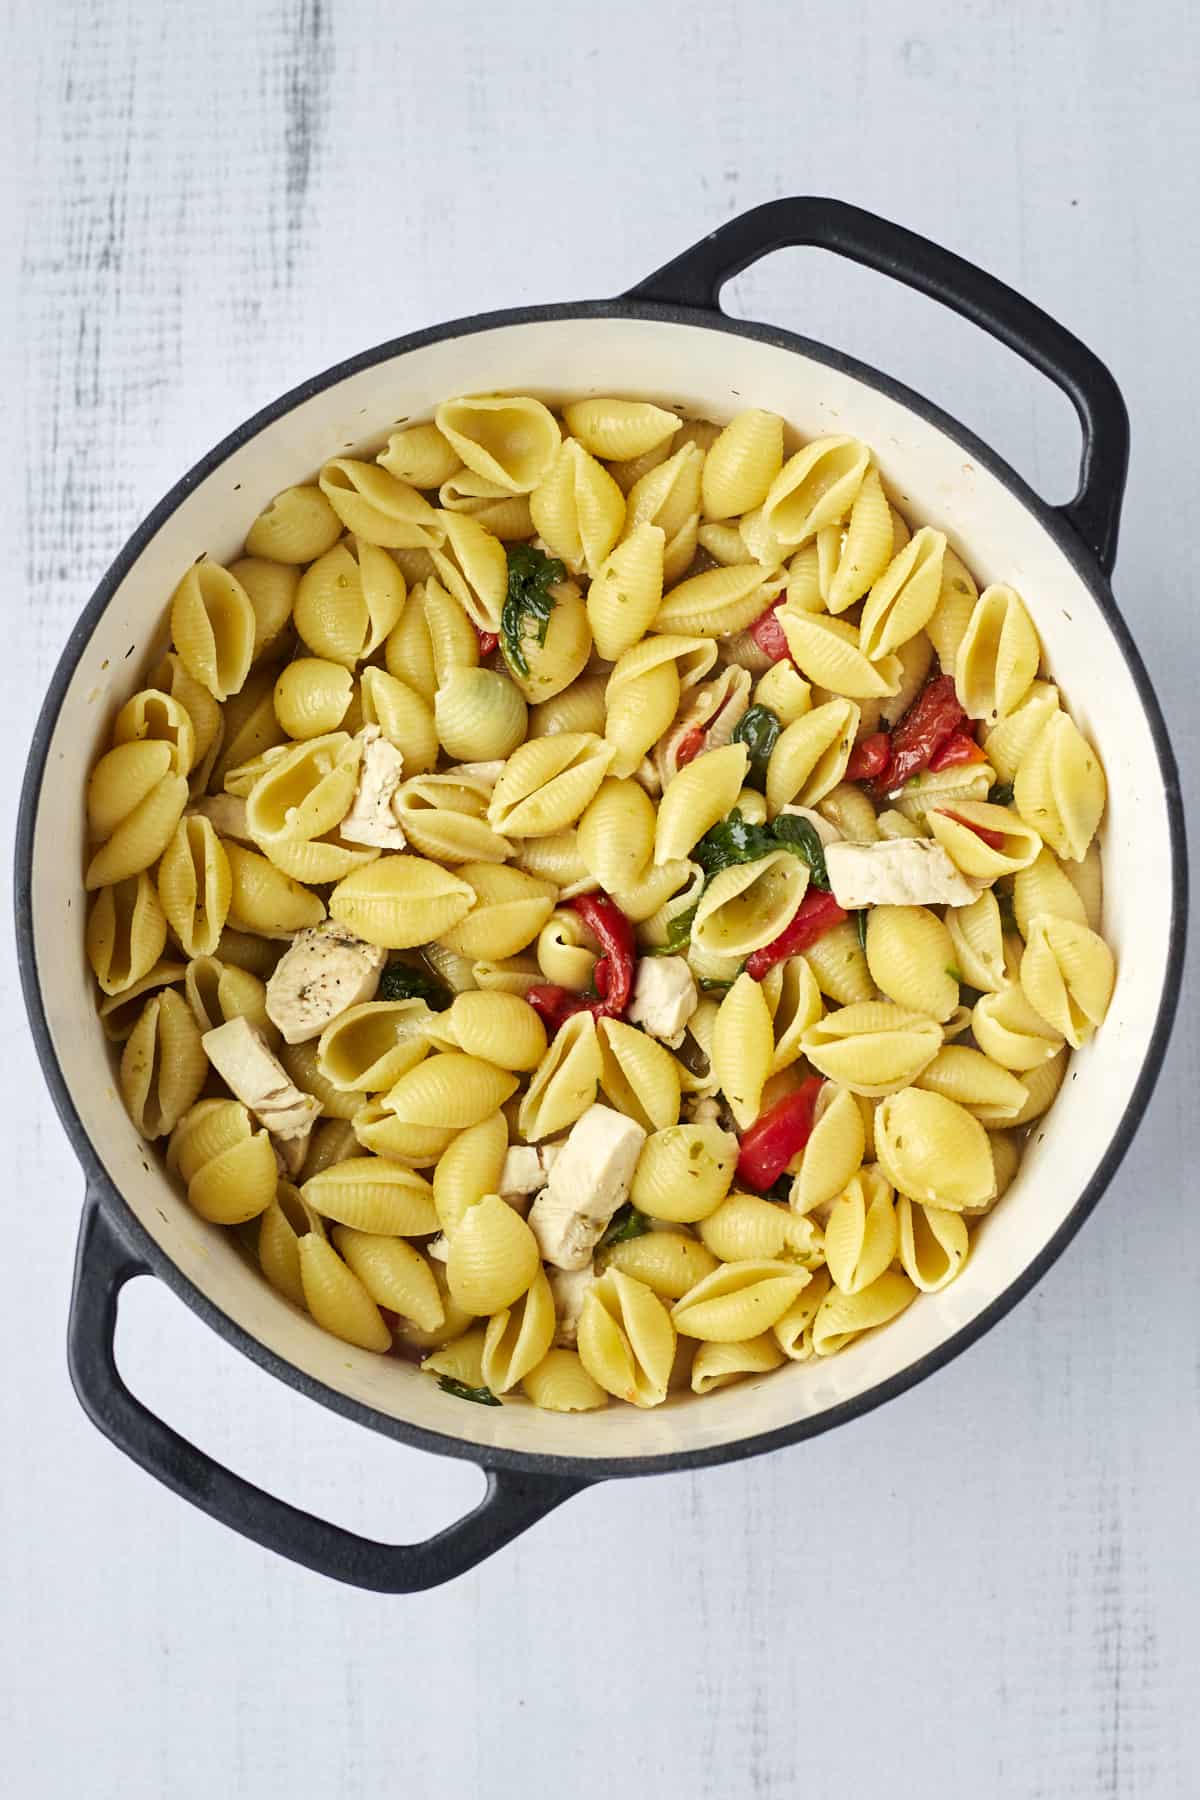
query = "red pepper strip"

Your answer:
(845, 731), (892, 783)
(927, 729), (987, 773)
(477, 628), (499, 657)
(674, 725), (706, 767)
(745, 890), (848, 980)
(877, 674), (965, 793)
(938, 807), (1005, 851)
(748, 604), (790, 662)
(569, 891), (637, 1016)
(525, 984), (594, 1032)
(736, 1076), (824, 1191)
